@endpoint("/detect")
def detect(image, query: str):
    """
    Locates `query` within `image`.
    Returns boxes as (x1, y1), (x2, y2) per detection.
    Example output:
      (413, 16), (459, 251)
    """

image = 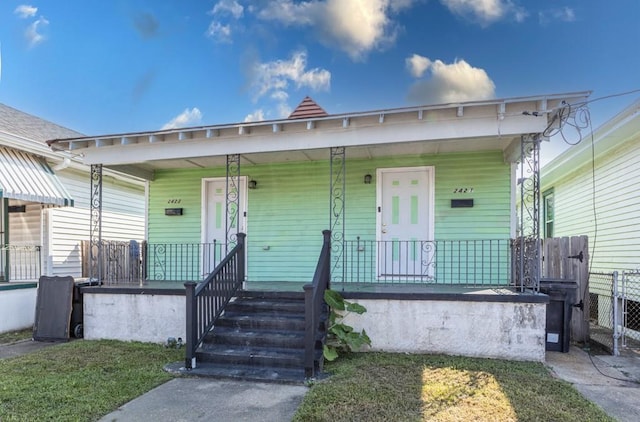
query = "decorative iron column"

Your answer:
(329, 147), (345, 285)
(89, 164), (103, 282)
(225, 154), (240, 252)
(517, 134), (541, 292)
